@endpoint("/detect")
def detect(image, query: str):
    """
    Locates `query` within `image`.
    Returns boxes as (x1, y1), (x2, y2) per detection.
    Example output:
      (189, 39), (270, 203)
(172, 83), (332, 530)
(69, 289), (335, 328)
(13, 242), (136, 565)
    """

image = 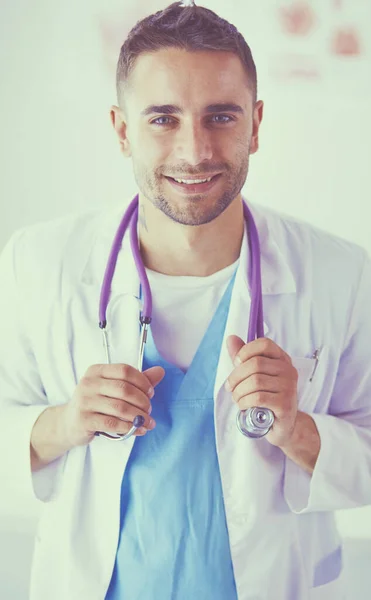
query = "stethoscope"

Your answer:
(95, 194), (275, 441)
